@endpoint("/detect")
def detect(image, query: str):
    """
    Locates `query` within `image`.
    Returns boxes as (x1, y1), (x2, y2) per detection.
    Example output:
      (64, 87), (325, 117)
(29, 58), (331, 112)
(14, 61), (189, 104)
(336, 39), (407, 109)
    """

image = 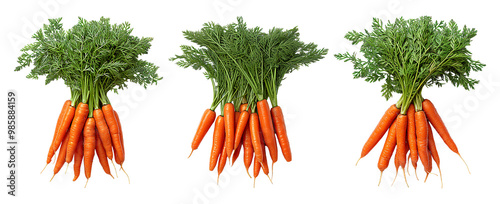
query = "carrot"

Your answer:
(234, 104), (250, 150)
(189, 109), (216, 157)
(395, 114), (408, 186)
(66, 102), (89, 163)
(232, 138), (243, 166)
(49, 102), (75, 159)
(259, 132), (272, 184)
(415, 110), (430, 178)
(102, 104), (124, 163)
(50, 131), (70, 181)
(45, 100), (71, 168)
(223, 103), (235, 158)
(253, 154), (261, 188)
(377, 121), (397, 186)
(243, 125), (253, 178)
(96, 131), (114, 179)
(358, 104), (400, 164)
(271, 106), (292, 162)
(407, 104), (418, 176)
(72, 135), (84, 181)
(83, 117), (96, 188)
(217, 142), (228, 185)
(114, 110), (125, 164)
(427, 121), (443, 188)
(257, 99), (278, 164)
(209, 115), (225, 171)
(94, 108), (113, 160)
(249, 112), (263, 164)
(422, 99), (470, 173)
